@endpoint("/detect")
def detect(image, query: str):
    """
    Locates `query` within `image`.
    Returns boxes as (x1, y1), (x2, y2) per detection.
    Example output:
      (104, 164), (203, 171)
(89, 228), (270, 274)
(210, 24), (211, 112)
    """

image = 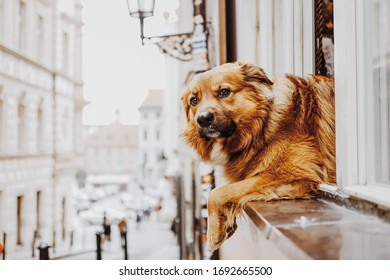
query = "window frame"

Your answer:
(34, 0), (50, 64)
(18, 0), (27, 52)
(332, 0), (390, 208)
(257, 0), (314, 76)
(62, 31), (69, 74)
(35, 8), (47, 63)
(17, 98), (26, 154)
